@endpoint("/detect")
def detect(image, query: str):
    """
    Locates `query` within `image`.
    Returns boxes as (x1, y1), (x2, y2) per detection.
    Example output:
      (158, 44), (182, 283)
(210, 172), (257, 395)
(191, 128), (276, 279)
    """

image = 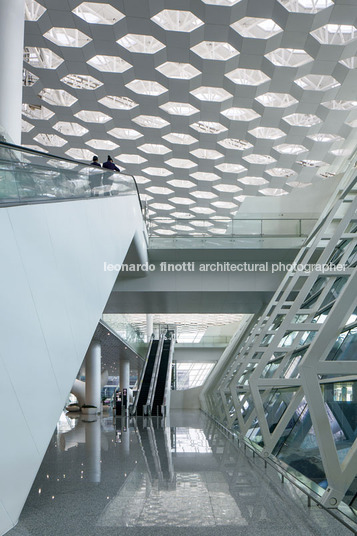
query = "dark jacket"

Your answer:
(91, 161), (101, 167)
(103, 160), (120, 172)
